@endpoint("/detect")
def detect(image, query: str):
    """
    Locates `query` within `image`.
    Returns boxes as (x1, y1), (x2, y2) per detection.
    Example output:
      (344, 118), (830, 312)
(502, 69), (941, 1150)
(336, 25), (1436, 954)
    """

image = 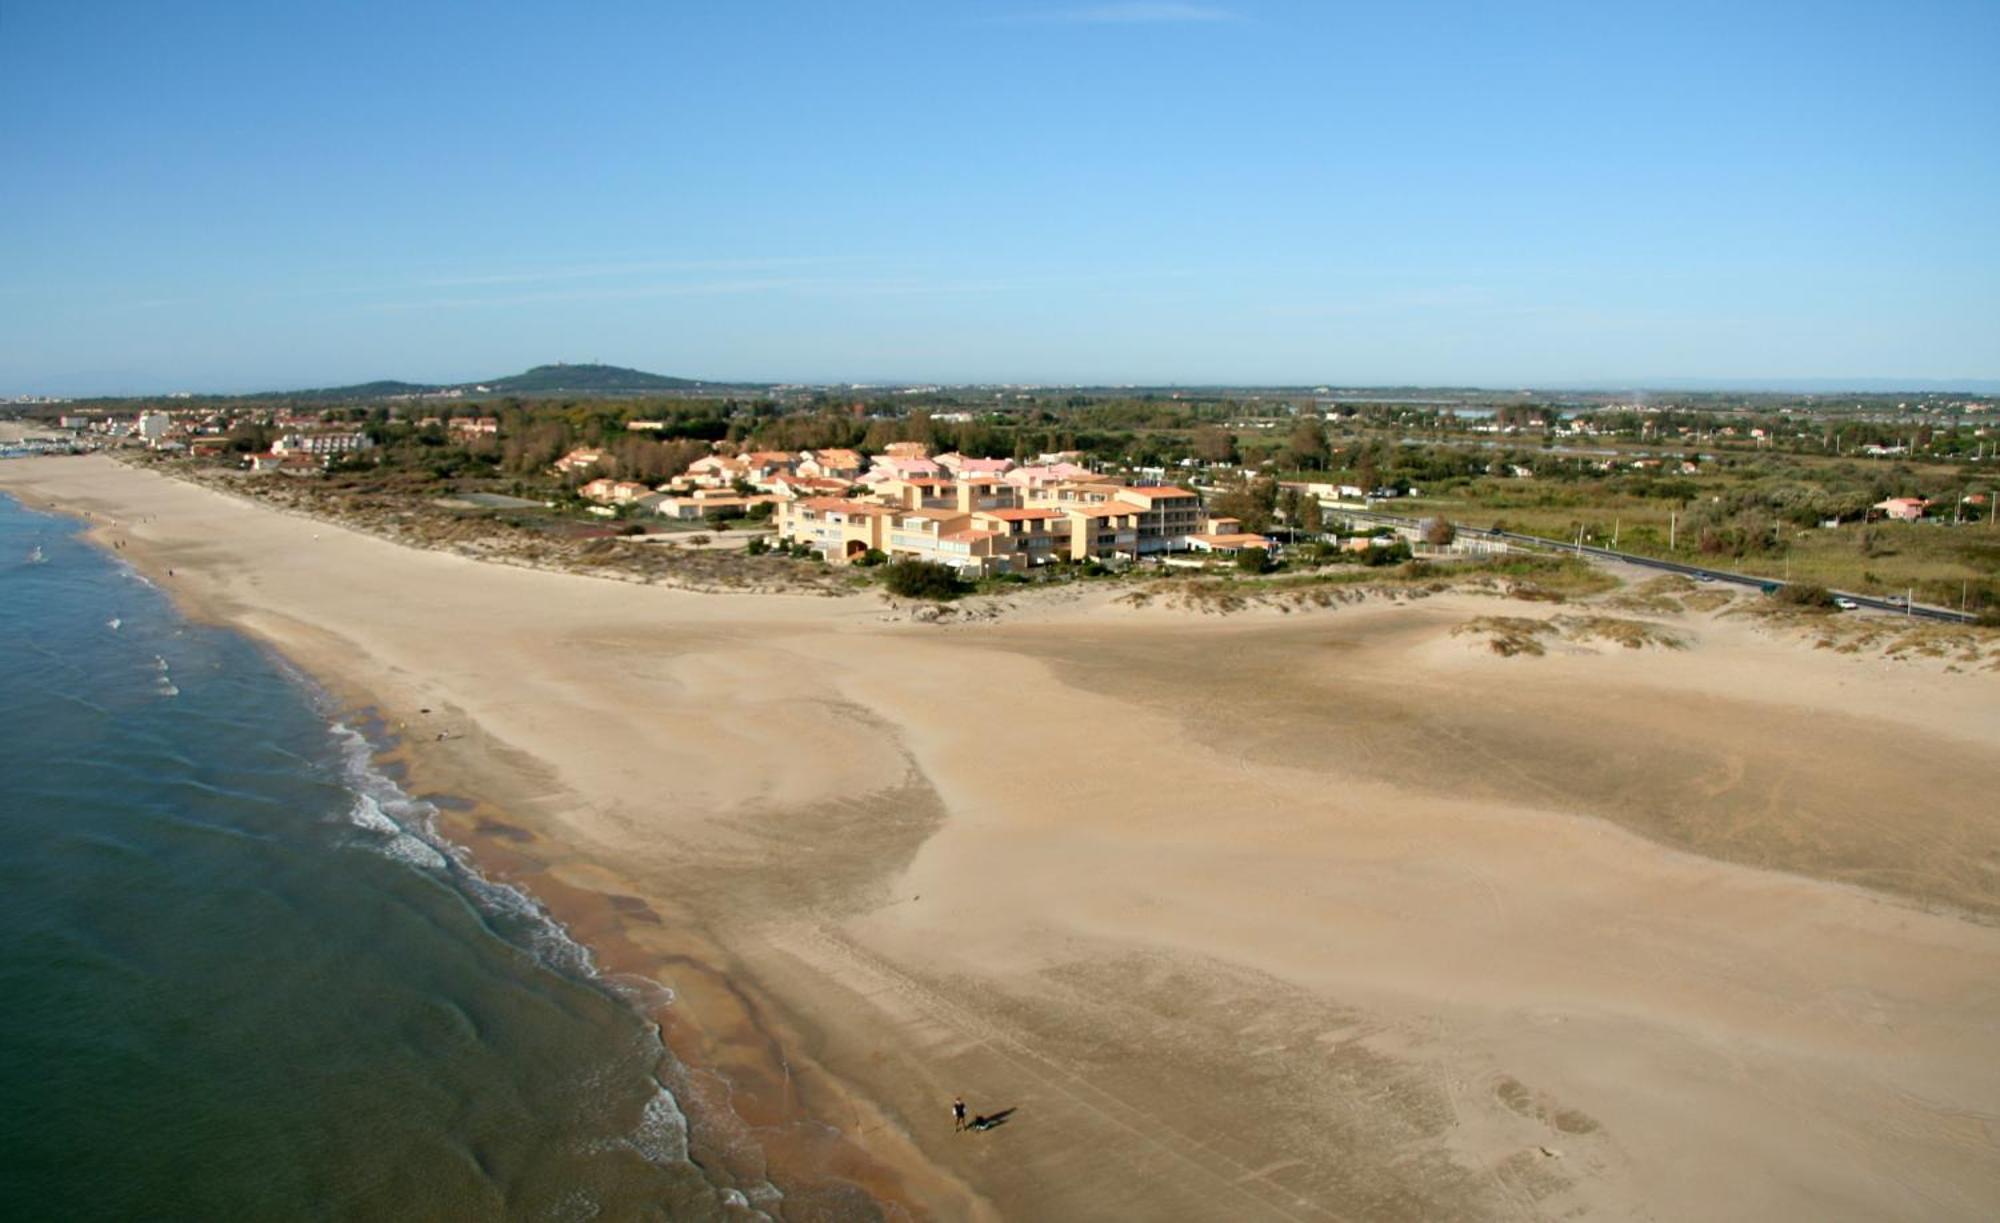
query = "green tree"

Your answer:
(1235, 546), (1273, 574)
(1286, 420), (1330, 471)
(883, 558), (966, 598)
(1193, 425), (1238, 465)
